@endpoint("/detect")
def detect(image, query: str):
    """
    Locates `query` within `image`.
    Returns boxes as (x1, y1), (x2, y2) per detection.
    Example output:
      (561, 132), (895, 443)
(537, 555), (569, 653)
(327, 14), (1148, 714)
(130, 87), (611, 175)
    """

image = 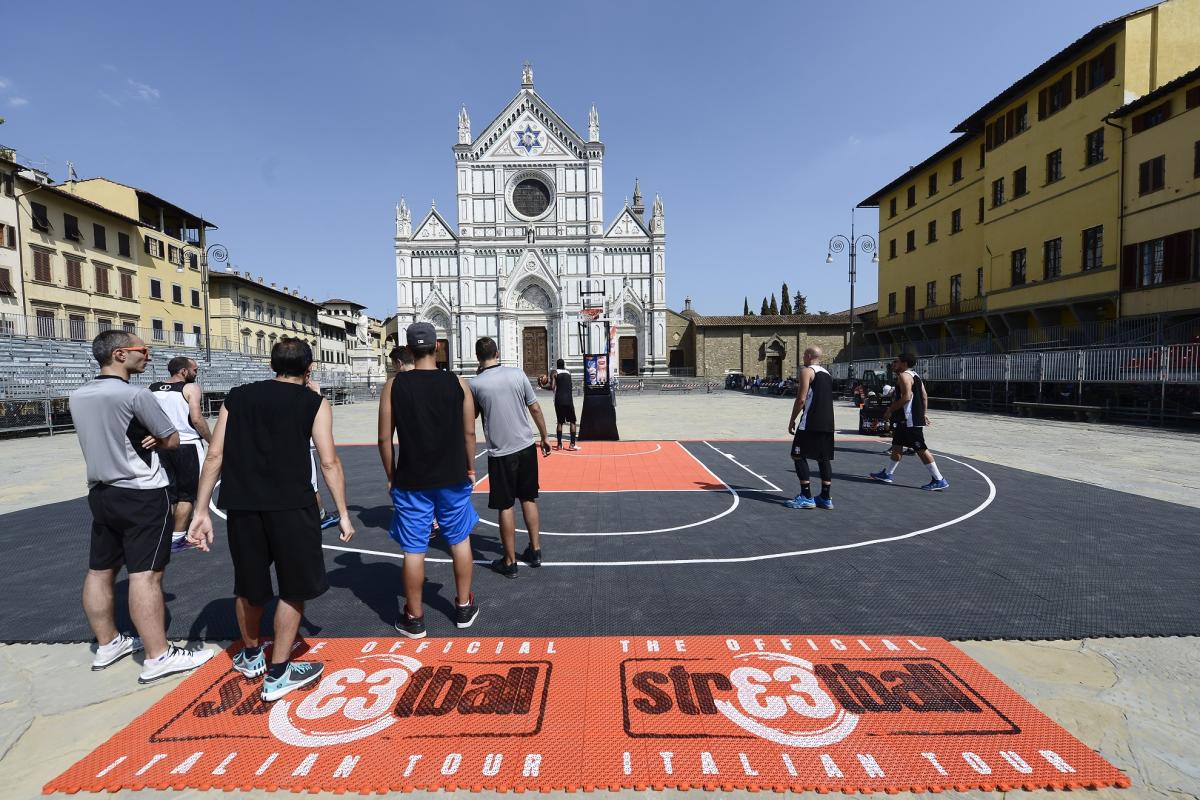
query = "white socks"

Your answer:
(926, 462), (943, 481)
(172, 531), (186, 542)
(884, 461), (899, 476)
